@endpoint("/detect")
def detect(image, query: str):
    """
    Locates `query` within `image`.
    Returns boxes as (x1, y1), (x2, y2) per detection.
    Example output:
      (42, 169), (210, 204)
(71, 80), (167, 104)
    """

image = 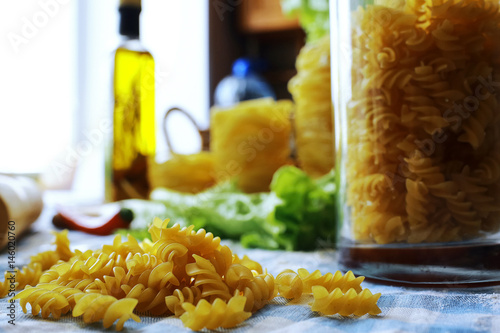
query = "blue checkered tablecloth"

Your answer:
(0, 197), (499, 332)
